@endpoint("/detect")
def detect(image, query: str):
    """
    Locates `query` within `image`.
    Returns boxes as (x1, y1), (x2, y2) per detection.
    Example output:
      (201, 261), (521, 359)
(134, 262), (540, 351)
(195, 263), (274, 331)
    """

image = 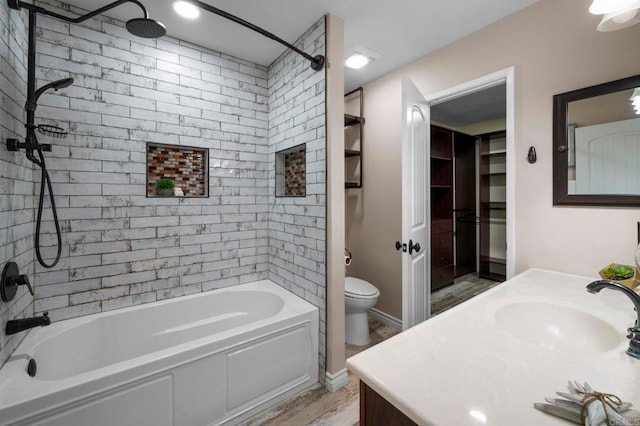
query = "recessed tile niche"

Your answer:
(146, 143), (209, 197)
(276, 144), (306, 197)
